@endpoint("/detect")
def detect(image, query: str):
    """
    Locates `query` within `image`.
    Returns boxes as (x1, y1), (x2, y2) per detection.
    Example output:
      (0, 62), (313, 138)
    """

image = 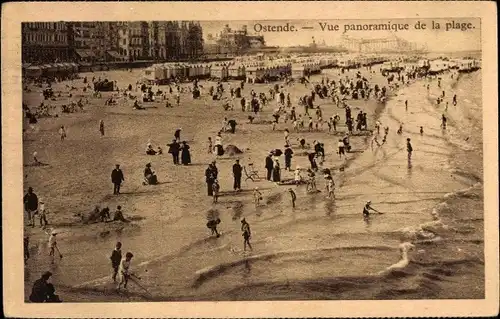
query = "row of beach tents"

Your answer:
(141, 54), (390, 83)
(416, 58), (481, 74)
(23, 63), (79, 78)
